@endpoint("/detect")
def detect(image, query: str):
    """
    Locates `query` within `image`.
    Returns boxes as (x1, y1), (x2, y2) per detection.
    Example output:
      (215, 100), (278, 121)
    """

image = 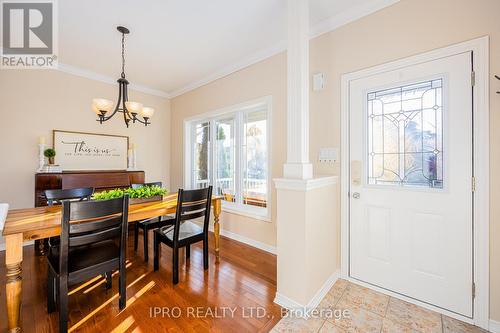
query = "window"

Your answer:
(187, 98), (270, 218)
(367, 79), (443, 188)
